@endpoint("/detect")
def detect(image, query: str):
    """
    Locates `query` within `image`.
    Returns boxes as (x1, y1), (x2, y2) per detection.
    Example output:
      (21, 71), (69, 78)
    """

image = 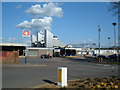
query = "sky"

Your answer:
(2, 2), (118, 47)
